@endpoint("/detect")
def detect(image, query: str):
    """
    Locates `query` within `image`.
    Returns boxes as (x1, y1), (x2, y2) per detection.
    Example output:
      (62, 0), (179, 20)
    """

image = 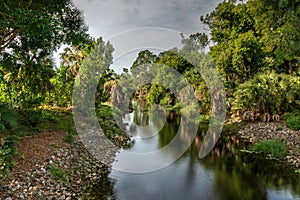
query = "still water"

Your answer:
(89, 104), (300, 200)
